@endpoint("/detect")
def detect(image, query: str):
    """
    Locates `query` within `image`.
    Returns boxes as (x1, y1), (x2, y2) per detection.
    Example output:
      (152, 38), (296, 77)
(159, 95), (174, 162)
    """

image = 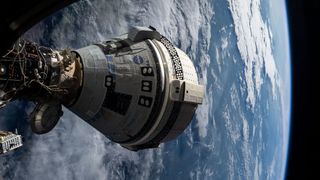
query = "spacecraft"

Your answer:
(0, 26), (204, 151)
